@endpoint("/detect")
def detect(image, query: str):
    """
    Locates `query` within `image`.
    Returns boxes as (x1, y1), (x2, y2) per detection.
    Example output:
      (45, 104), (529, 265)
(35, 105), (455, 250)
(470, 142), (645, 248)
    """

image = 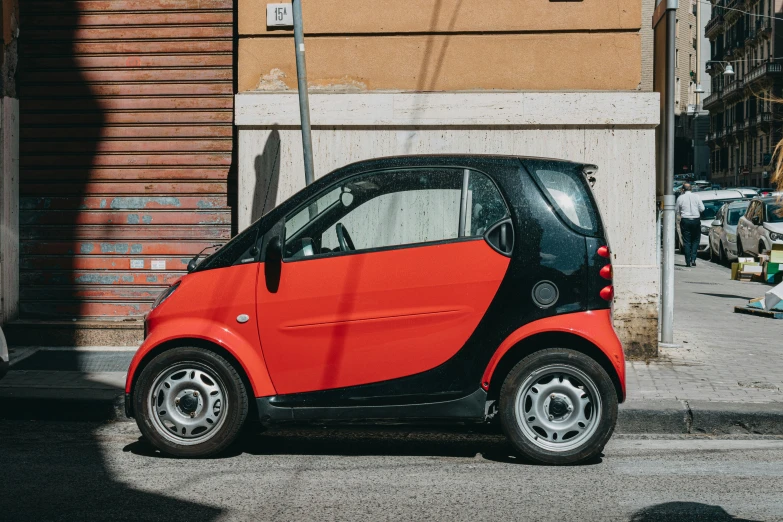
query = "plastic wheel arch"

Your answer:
(126, 337), (264, 417)
(482, 312), (626, 403)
